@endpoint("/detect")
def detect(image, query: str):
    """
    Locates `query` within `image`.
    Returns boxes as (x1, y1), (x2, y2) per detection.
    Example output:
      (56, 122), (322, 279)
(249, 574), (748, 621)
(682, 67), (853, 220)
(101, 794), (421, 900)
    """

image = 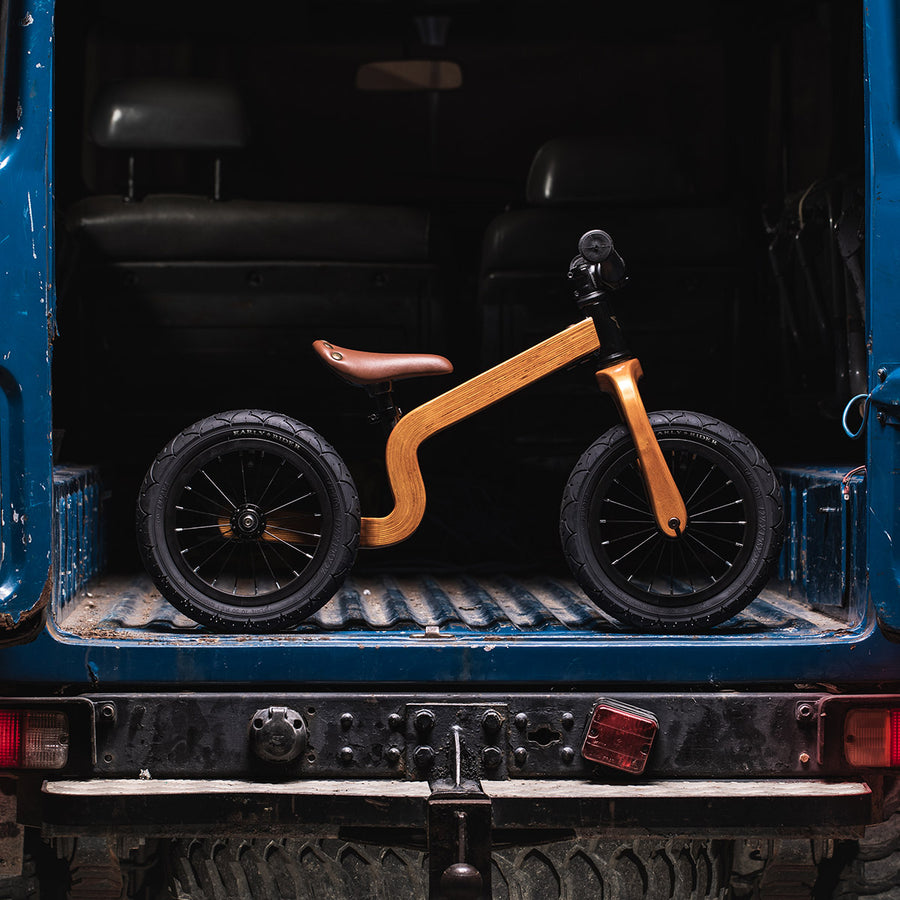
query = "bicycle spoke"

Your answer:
(676, 540), (696, 592)
(684, 529), (734, 567)
(255, 541), (283, 591)
(611, 530), (662, 567)
(183, 484), (231, 514)
(683, 462), (716, 507)
(689, 526), (744, 549)
(201, 469), (238, 511)
(265, 492), (315, 517)
(189, 534), (233, 575)
(175, 523), (228, 533)
(691, 498), (743, 518)
(260, 538), (302, 580)
(603, 497), (655, 516)
(601, 525), (657, 546)
(609, 475), (649, 507)
(264, 529), (315, 560)
(680, 533), (717, 586)
(266, 525), (322, 539)
(175, 505), (224, 517)
(592, 440), (752, 602)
